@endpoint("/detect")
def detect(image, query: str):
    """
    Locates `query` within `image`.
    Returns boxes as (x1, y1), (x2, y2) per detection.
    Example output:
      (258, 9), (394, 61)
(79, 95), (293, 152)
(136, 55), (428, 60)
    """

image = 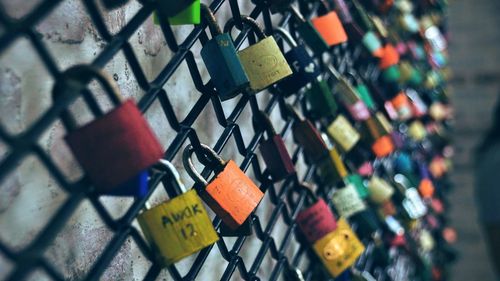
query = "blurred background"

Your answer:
(449, 0), (499, 280)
